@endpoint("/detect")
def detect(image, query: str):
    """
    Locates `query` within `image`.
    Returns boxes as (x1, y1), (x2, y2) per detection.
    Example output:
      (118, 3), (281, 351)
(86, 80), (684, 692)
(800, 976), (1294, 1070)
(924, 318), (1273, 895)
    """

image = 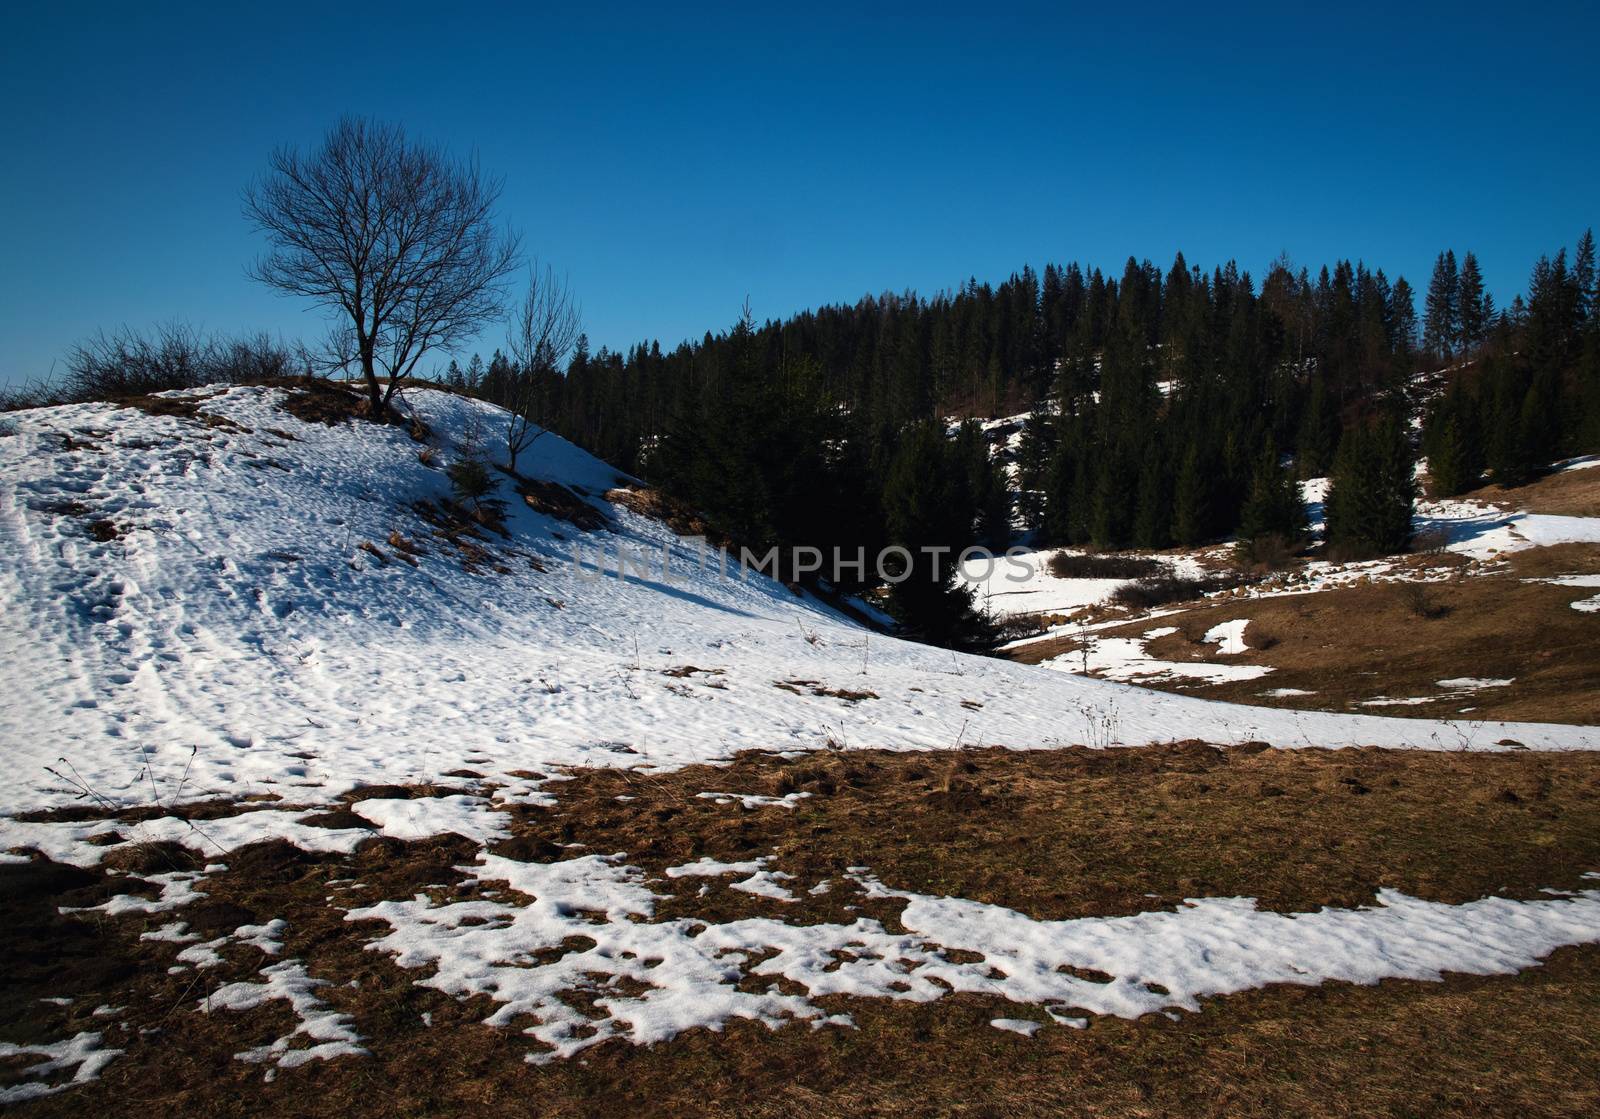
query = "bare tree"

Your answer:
(501, 263), (580, 468)
(243, 117), (521, 417)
